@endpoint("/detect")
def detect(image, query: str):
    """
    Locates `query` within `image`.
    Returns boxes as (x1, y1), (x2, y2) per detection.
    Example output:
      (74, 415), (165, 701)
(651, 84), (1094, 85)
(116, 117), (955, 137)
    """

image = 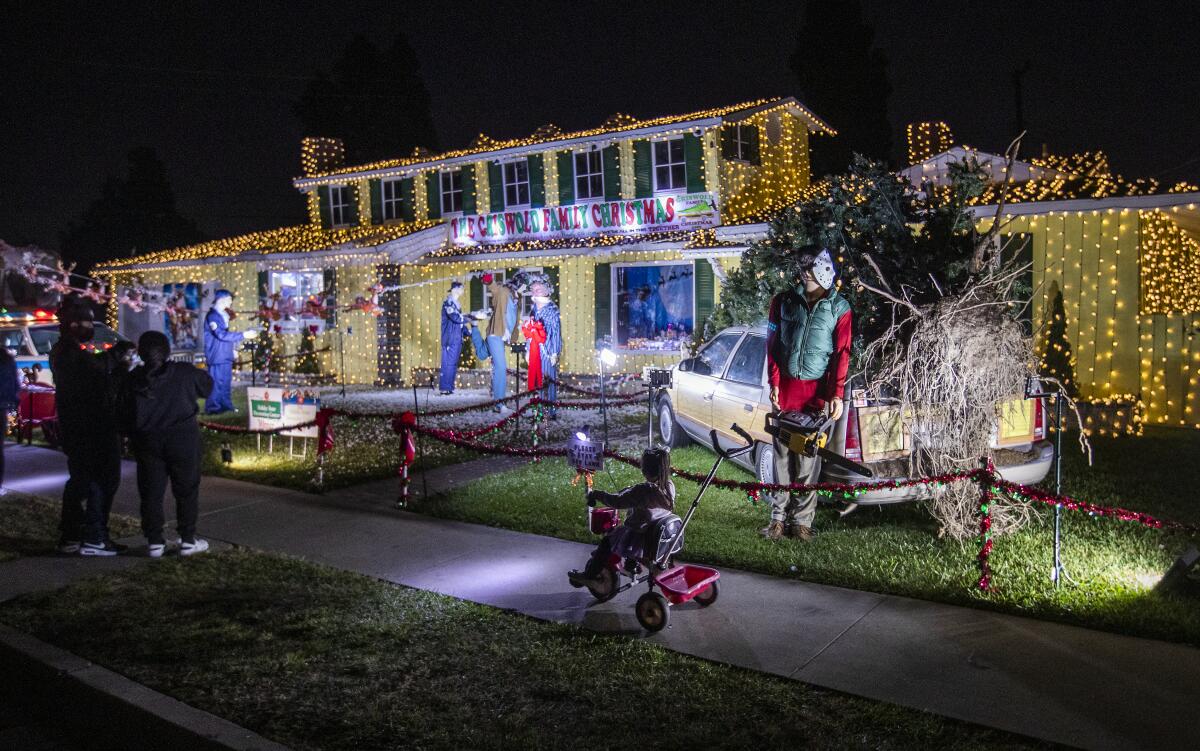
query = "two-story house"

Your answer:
(96, 97), (833, 384)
